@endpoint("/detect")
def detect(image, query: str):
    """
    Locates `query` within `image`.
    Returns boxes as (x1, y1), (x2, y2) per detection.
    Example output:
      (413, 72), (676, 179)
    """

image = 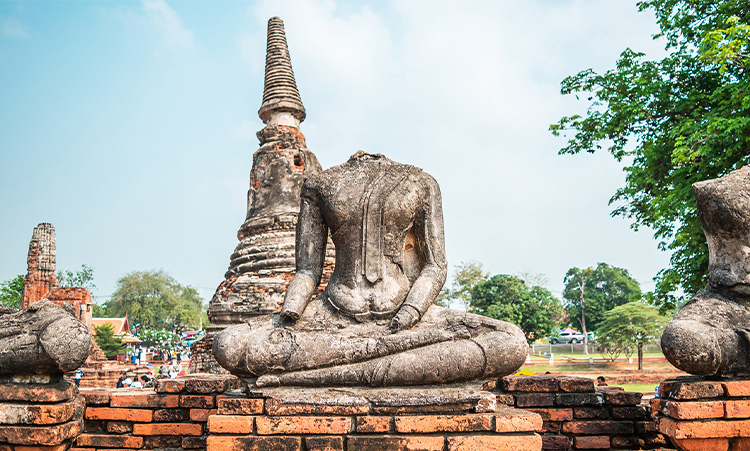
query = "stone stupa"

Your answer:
(191, 17), (334, 373)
